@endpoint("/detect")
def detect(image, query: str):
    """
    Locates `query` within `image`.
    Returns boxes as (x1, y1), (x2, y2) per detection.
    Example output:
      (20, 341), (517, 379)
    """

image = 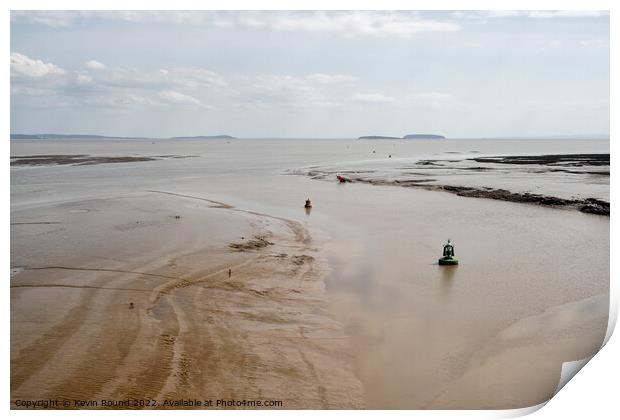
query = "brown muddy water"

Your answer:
(11, 138), (609, 409)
